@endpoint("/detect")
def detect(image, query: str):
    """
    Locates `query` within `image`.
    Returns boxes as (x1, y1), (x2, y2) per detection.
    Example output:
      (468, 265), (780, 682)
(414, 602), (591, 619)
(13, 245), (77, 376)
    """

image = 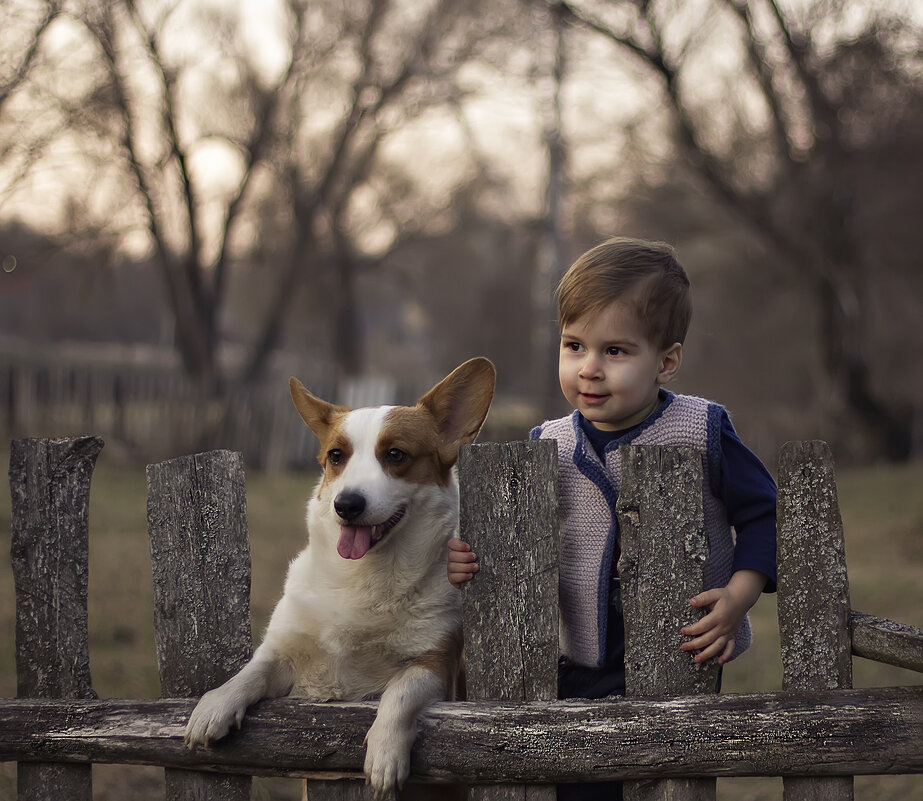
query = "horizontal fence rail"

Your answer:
(2, 688), (922, 781)
(850, 613), (923, 673)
